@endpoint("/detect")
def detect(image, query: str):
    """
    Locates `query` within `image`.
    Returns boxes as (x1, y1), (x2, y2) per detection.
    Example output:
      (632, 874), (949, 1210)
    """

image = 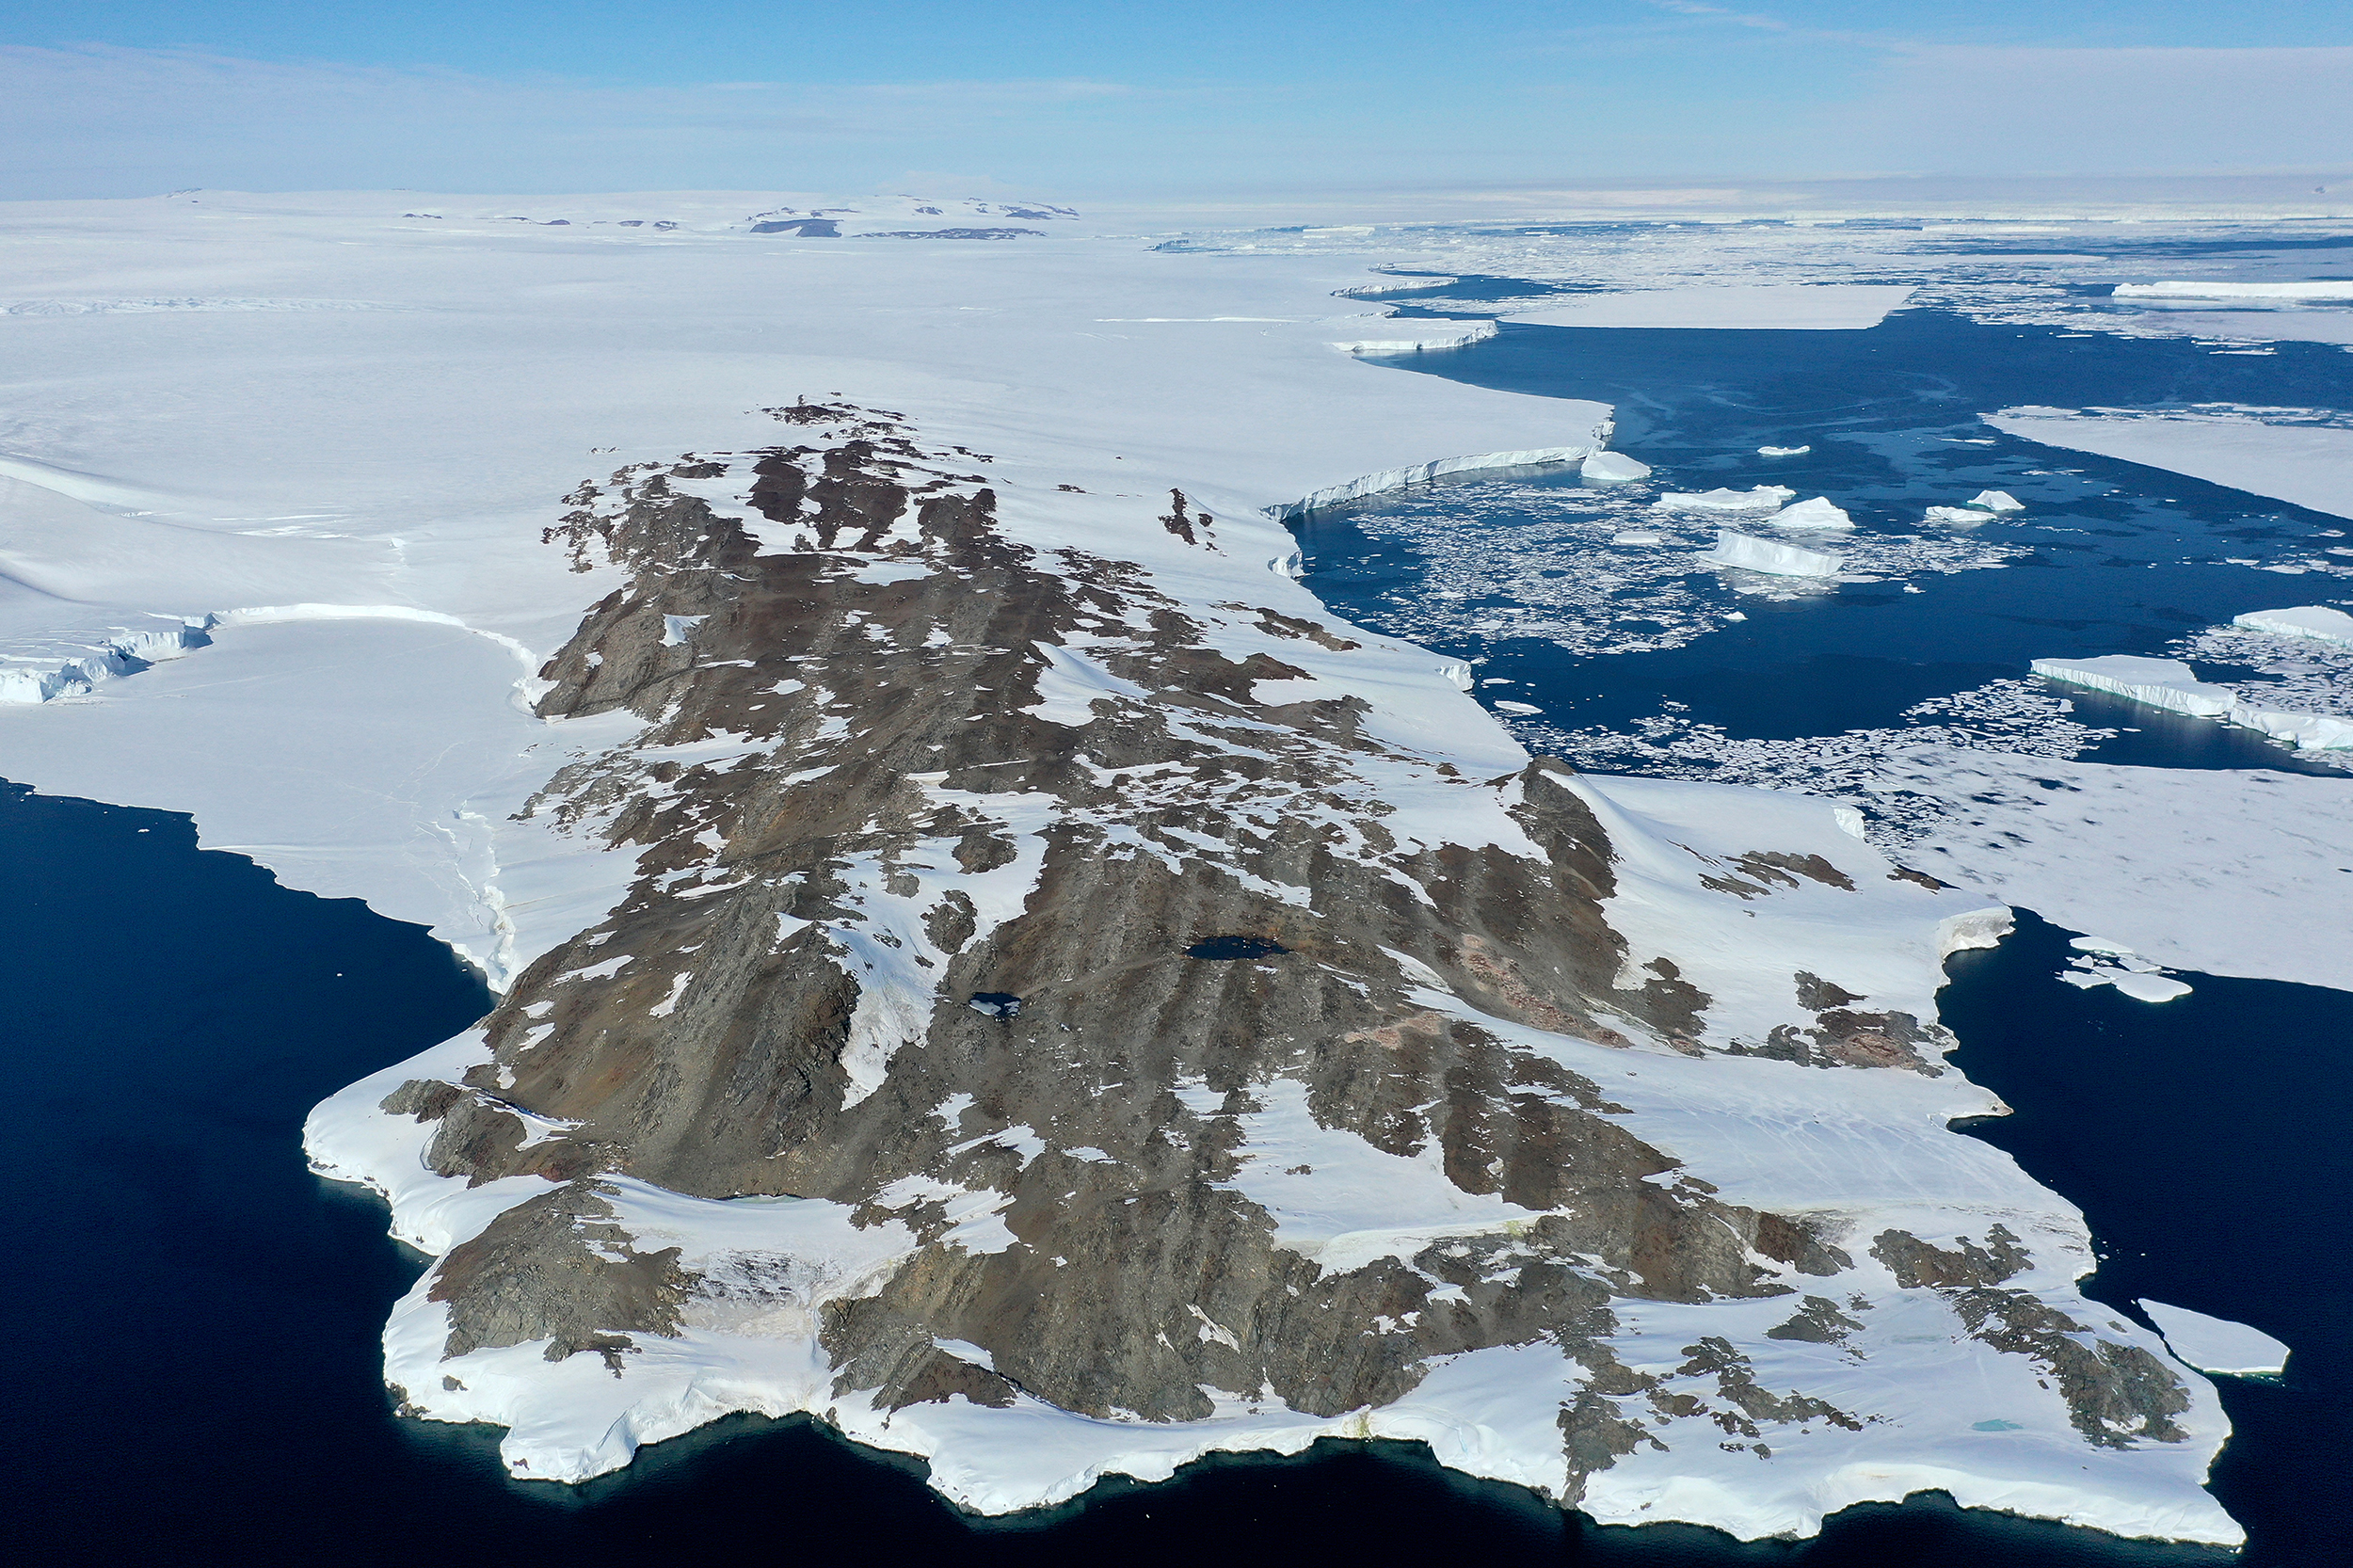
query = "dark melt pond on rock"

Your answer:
(5, 767), (2344, 1565)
